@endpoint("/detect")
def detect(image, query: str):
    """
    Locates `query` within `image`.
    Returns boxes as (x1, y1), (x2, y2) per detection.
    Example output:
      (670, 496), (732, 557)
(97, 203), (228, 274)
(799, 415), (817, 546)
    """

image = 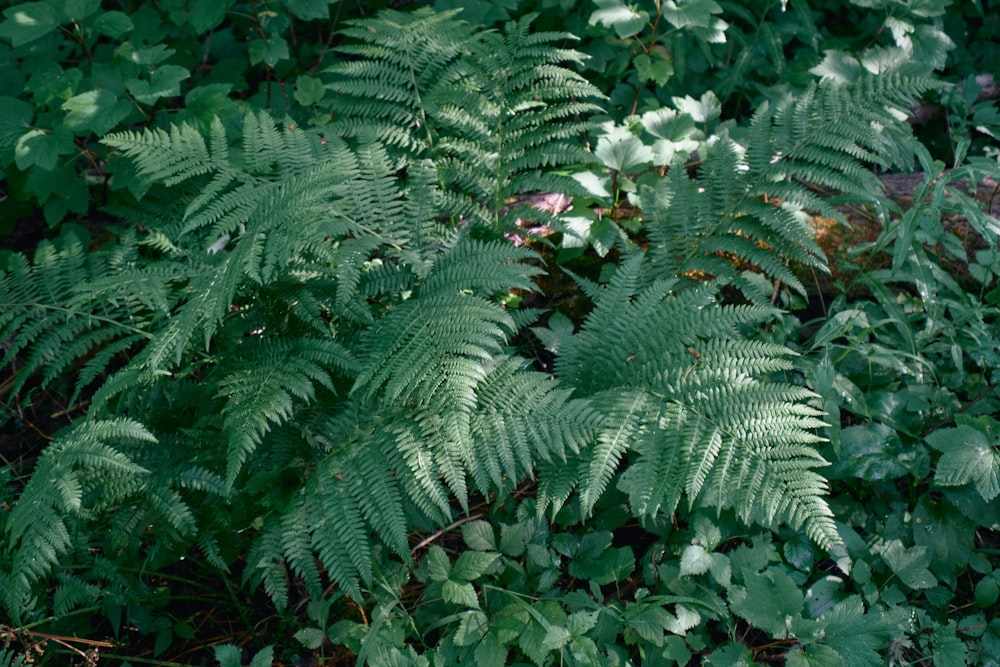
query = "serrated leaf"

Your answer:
(454, 610), (489, 646)
(248, 646), (274, 667)
(810, 50), (863, 83)
(878, 540), (936, 590)
(928, 426), (1000, 501)
(461, 520), (496, 551)
(451, 551), (499, 581)
(730, 567), (804, 636)
(474, 633), (508, 667)
(212, 644), (242, 667)
(59, 0), (100, 21)
(293, 627), (325, 649)
(294, 74), (325, 106)
(626, 604), (673, 645)
(931, 623), (968, 667)
(680, 544), (713, 576)
(426, 544), (451, 582)
(828, 423), (908, 481)
(248, 36), (289, 67)
(442, 579), (479, 608)
(0, 96), (33, 149)
(498, 522), (531, 557)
